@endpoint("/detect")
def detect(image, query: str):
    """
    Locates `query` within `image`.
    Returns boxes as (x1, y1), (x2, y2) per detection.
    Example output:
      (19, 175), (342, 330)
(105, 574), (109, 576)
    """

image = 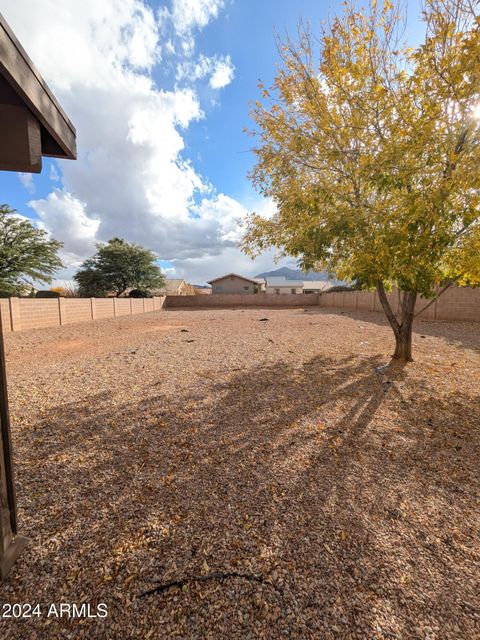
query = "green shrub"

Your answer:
(128, 289), (151, 298)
